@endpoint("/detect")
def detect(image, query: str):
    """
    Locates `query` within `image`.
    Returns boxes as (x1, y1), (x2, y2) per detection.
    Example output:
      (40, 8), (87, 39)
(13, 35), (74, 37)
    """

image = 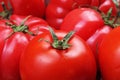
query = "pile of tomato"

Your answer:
(0, 0), (120, 80)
